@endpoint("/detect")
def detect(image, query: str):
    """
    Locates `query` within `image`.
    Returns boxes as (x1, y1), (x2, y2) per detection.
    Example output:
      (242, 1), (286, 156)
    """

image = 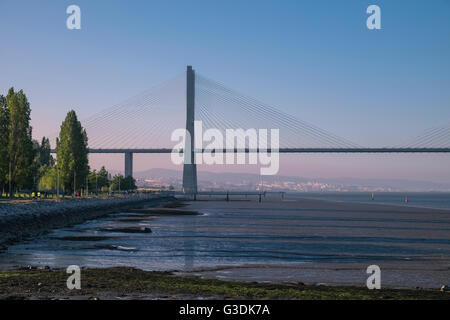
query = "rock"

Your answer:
(0, 195), (170, 248)
(315, 283), (326, 287)
(5, 295), (26, 300)
(140, 227), (152, 233)
(19, 265), (37, 270)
